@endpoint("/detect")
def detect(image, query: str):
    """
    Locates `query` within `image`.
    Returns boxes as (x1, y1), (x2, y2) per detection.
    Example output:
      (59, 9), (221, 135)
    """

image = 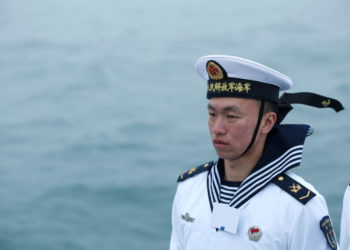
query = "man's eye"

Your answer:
(209, 112), (216, 117)
(227, 115), (238, 119)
